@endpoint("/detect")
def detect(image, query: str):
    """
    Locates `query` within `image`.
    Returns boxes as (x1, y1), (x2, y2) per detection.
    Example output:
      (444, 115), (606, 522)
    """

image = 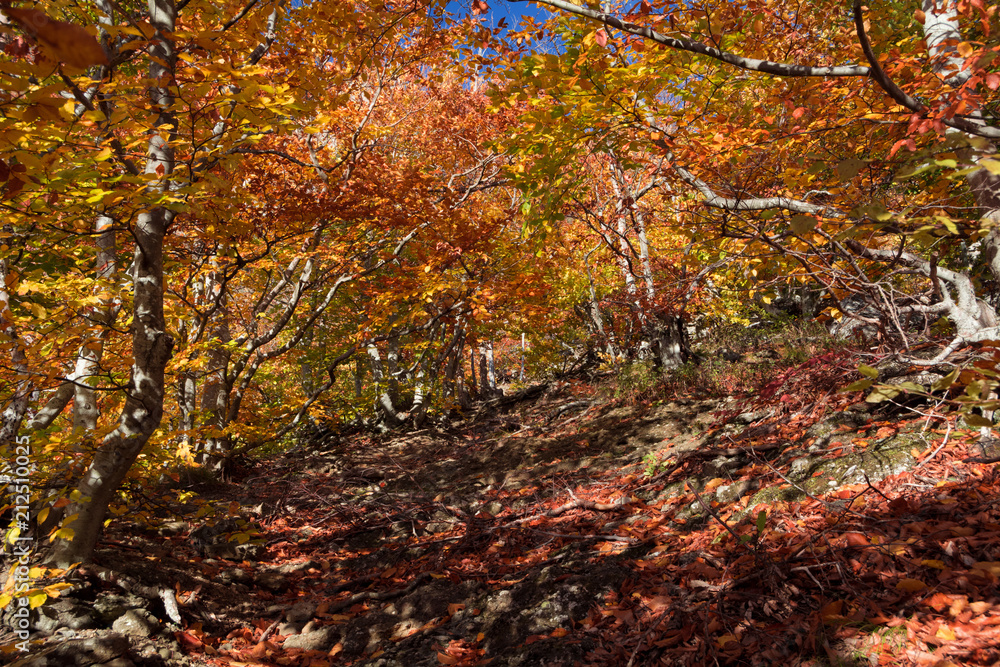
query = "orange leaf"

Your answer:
(819, 600), (844, 620)
(896, 578), (928, 593)
(551, 627), (569, 637)
(842, 532), (869, 547)
(4, 8), (108, 68)
(437, 652), (459, 665)
(704, 478), (727, 492)
(923, 592), (952, 611)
